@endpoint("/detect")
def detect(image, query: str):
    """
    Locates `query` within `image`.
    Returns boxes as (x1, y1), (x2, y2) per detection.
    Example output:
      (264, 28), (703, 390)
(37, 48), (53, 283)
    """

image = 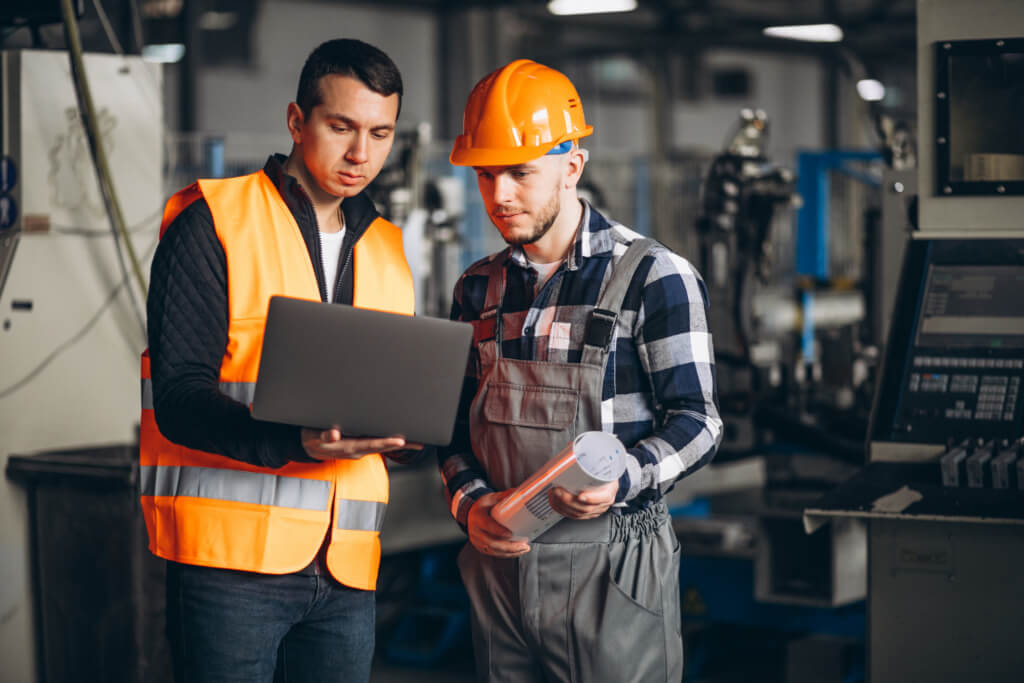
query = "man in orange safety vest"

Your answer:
(143, 38), (416, 683)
